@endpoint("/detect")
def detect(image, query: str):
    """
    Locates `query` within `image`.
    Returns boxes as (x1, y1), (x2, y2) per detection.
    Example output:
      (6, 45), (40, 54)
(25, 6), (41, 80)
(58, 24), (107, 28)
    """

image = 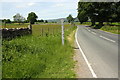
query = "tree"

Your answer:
(27, 12), (38, 24)
(77, 2), (91, 24)
(13, 13), (25, 25)
(2, 19), (6, 26)
(6, 19), (11, 23)
(24, 20), (29, 23)
(37, 19), (44, 22)
(45, 20), (48, 23)
(92, 2), (113, 28)
(77, 2), (117, 28)
(2, 19), (11, 23)
(77, 10), (88, 24)
(109, 2), (120, 22)
(67, 14), (74, 23)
